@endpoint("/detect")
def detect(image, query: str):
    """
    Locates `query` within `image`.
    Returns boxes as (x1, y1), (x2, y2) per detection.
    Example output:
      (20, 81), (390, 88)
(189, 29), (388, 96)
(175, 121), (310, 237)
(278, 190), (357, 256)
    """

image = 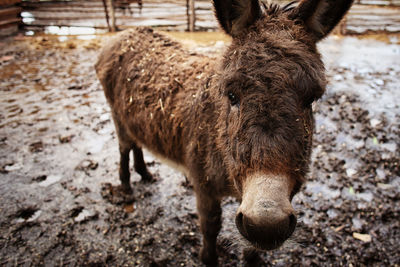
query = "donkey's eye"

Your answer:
(228, 92), (239, 107)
